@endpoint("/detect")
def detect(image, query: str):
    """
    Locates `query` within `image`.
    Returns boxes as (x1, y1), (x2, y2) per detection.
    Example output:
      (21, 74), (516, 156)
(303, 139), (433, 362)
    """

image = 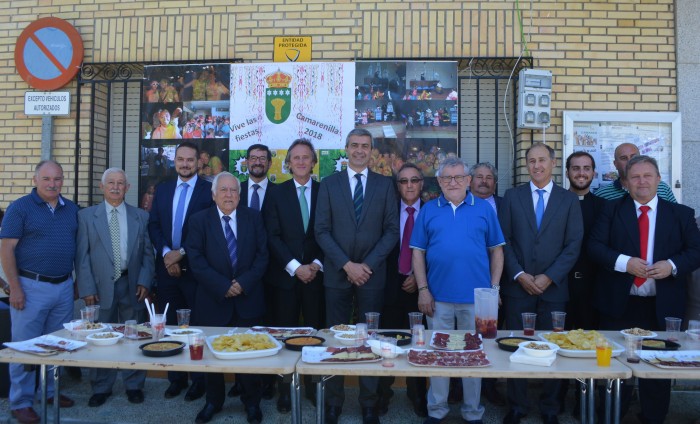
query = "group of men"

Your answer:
(1, 134), (700, 424)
